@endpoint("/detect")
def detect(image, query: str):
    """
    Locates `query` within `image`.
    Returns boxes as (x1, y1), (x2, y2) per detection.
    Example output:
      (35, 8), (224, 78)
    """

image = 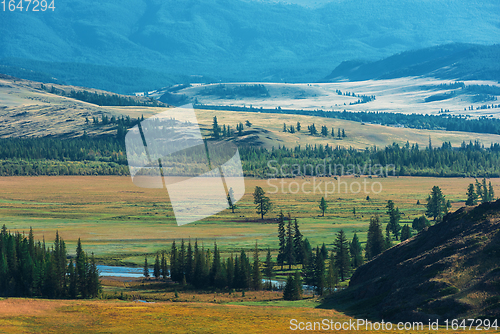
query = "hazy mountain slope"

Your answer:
(324, 44), (500, 82)
(1, 0), (500, 91)
(322, 200), (500, 321)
